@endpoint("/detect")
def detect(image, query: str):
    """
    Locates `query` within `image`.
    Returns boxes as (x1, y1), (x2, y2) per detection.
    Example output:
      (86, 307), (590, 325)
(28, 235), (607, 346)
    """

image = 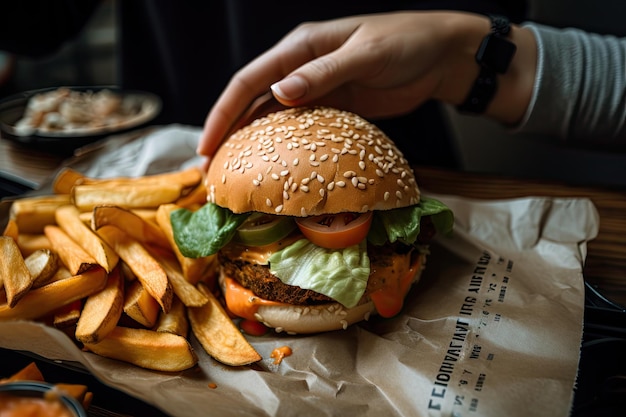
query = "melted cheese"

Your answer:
(220, 234), (302, 265)
(368, 251), (423, 318)
(221, 275), (289, 321)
